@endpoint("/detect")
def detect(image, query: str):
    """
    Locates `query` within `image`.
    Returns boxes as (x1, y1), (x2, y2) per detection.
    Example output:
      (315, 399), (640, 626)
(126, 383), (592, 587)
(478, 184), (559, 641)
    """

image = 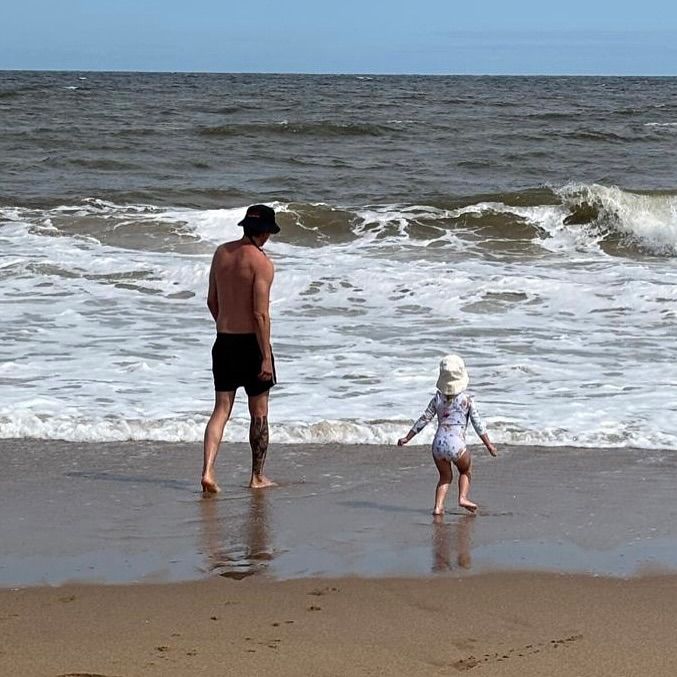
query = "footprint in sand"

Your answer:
(308, 586), (339, 596)
(243, 620), (297, 654)
(58, 673), (121, 677)
(452, 656), (480, 671)
(306, 586), (339, 611)
(453, 634), (583, 671)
